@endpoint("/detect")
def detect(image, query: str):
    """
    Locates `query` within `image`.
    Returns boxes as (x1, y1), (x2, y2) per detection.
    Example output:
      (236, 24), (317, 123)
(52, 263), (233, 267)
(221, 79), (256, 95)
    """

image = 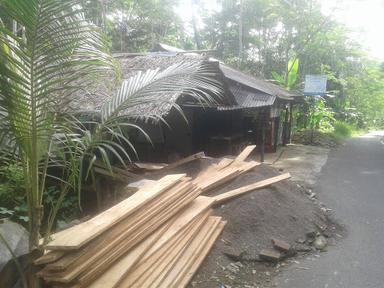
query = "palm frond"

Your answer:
(0, 0), (116, 250)
(101, 61), (224, 123)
